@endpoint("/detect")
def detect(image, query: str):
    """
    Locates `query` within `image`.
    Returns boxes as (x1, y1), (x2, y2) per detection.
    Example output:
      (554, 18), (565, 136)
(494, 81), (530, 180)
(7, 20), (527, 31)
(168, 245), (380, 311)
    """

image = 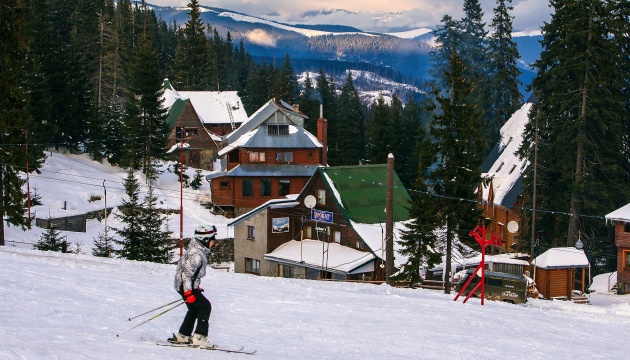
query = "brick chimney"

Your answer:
(317, 104), (328, 166)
